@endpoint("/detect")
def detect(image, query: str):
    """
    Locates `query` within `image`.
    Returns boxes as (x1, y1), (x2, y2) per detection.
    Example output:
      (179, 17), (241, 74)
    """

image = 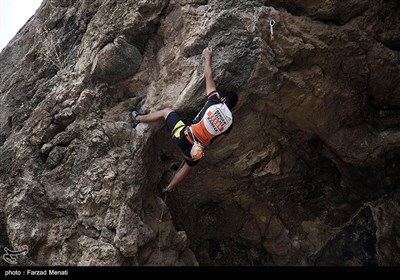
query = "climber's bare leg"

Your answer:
(136, 108), (173, 123)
